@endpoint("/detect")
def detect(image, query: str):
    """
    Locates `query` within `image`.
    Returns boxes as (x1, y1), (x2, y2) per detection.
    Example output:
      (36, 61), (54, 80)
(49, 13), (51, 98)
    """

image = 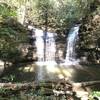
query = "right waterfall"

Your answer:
(65, 25), (80, 65)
